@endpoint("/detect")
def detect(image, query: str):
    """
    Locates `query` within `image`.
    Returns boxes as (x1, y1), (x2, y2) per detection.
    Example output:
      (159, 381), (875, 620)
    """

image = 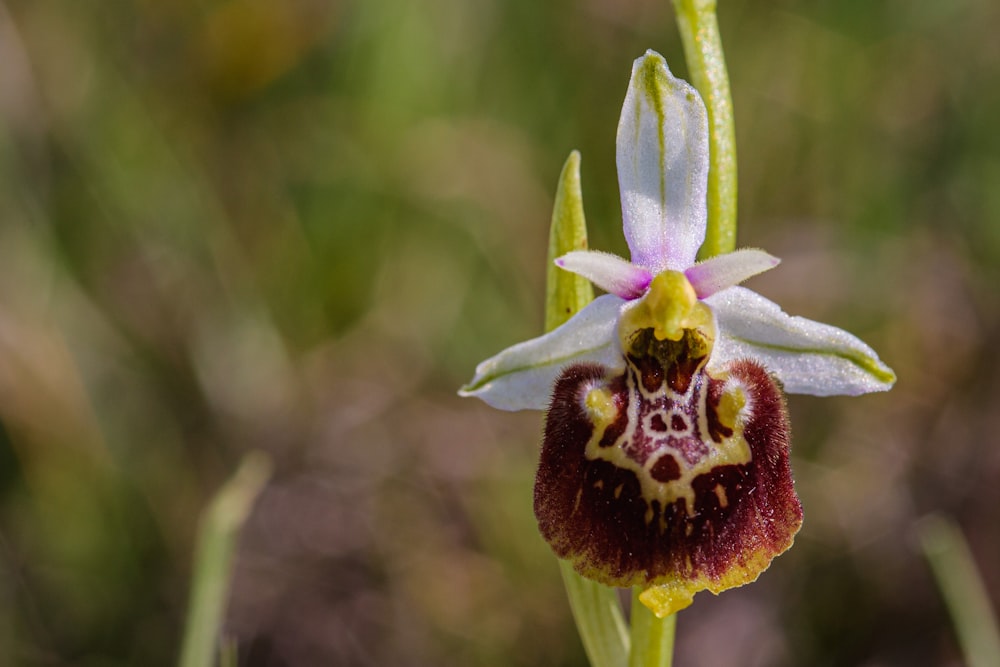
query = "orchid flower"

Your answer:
(460, 51), (895, 617)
